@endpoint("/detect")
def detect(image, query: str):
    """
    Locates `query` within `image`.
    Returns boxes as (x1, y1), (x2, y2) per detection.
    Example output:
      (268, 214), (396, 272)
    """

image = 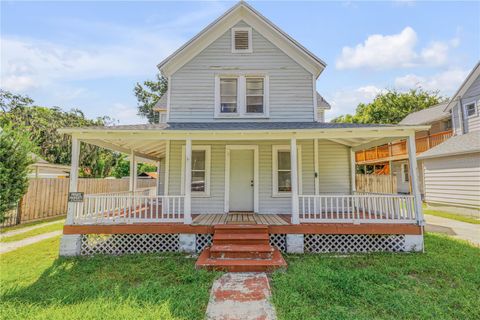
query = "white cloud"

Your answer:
(395, 68), (469, 93)
(326, 85), (384, 121)
(336, 27), (458, 70)
(108, 103), (144, 125)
